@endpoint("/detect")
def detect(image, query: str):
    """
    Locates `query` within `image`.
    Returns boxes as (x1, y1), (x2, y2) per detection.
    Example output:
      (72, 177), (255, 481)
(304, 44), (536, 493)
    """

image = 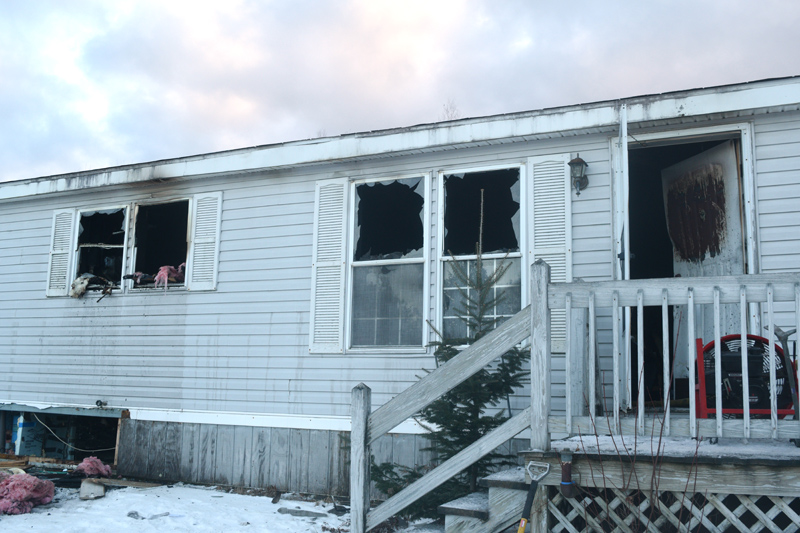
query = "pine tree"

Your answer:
(371, 193), (529, 519)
